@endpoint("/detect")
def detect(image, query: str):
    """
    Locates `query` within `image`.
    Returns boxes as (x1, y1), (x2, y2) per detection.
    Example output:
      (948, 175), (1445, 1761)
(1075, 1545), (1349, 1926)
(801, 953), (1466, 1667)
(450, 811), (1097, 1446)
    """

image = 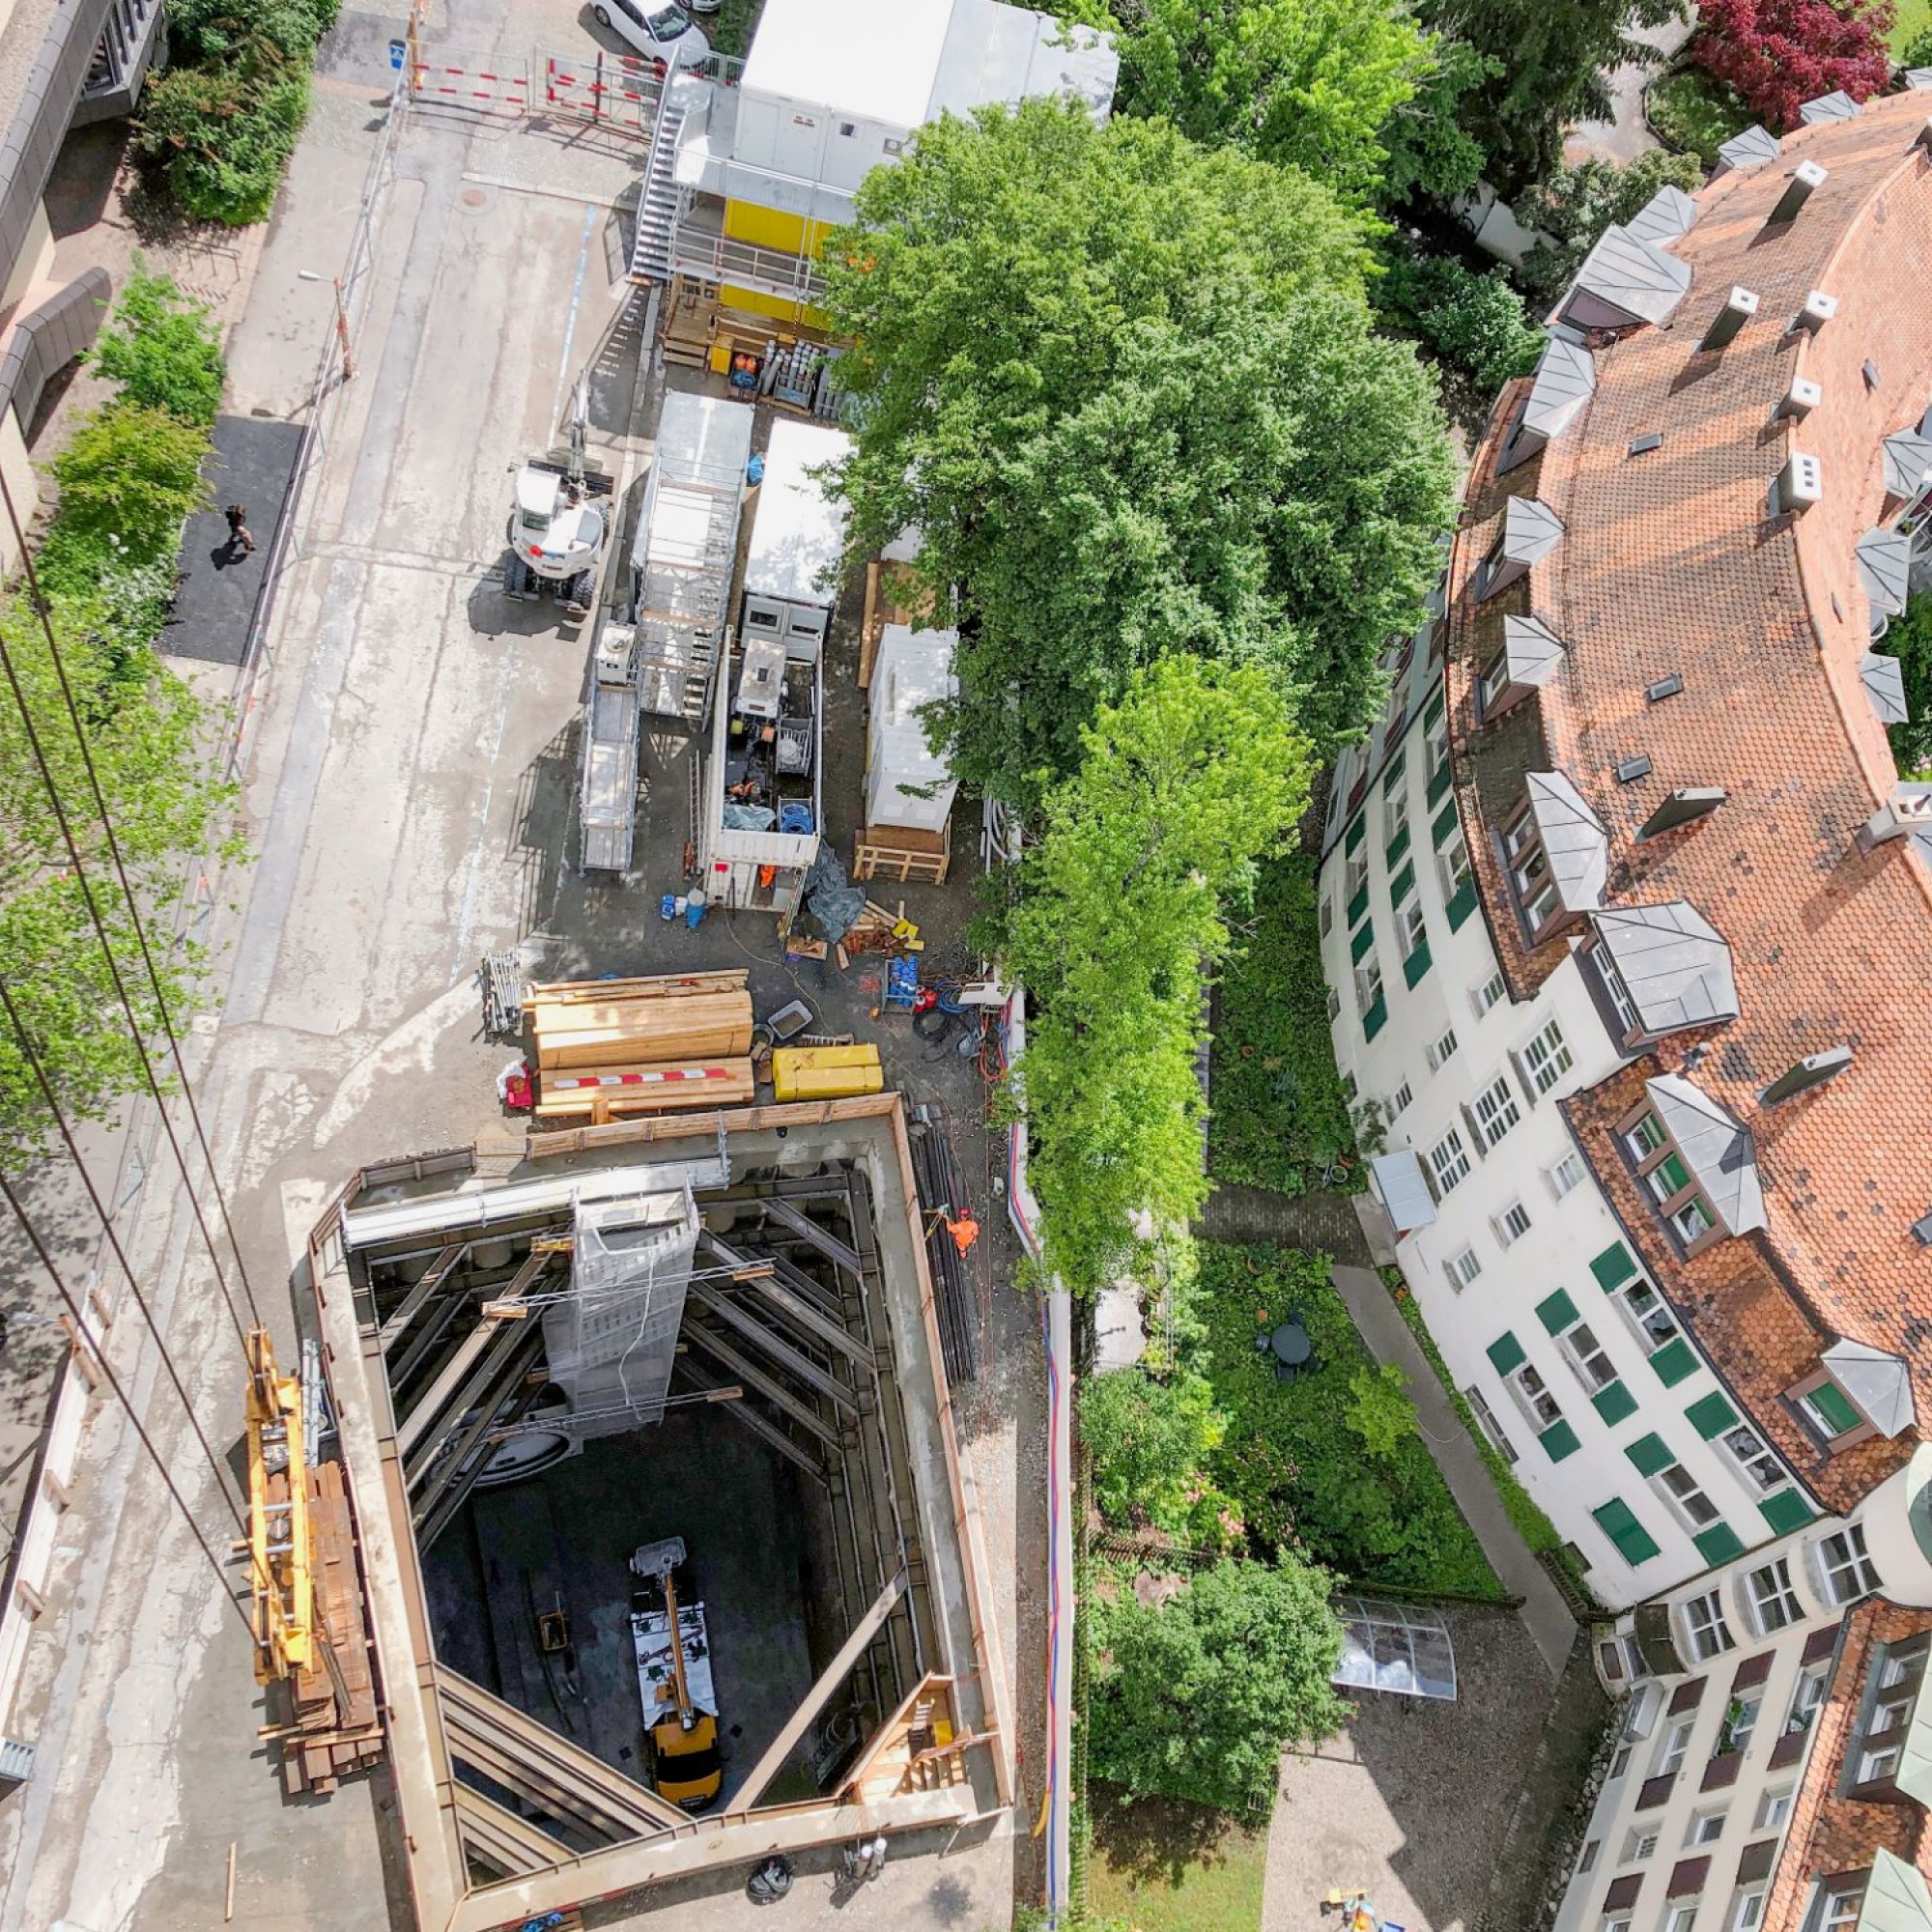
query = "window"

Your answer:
(1744, 1558), (1804, 1634)
(1721, 1423), (1786, 1495)
(1521, 1017), (1574, 1094)
(1560, 1321), (1619, 1395)
(1427, 1025), (1460, 1072)
(1755, 1785), (1794, 1832)
(1786, 1662), (1828, 1737)
(1437, 823), (1473, 903)
(1341, 1072), (1358, 1104)
(1430, 1128), (1471, 1195)
(1659, 1715), (1697, 1776)
(1852, 1641), (1927, 1789)
(1472, 970), (1507, 1018)
(838, 119), (857, 136)
(1320, 895), (1334, 938)
(1728, 1691), (1762, 1754)
(1596, 946), (1644, 1041)
(1798, 1378), (1865, 1444)
(1401, 897), (1428, 957)
(1388, 1081), (1412, 1119)
(1471, 1071), (1521, 1148)
(1618, 1274), (1683, 1354)
(1445, 1245), (1484, 1291)
(1605, 1918), (1633, 1932)
(1689, 1809), (1727, 1846)
(1601, 1629), (1649, 1685)
(1622, 1107), (1720, 1253)
(1732, 1889), (1767, 1932)
(1817, 1524), (1880, 1605)
(1624, 1826), (1662, 1863)
(1355, 952), (1383, 1017)
(1683, 1588), (1736, 1662)
(1346, 846), (1370, 903)
(1818, 1880), (1867, 1932)
(1494, 1199), (1532, 1247)
(1466, 1386), (1519, 1463)
(1426, 711), (1450, 790)
(1548, 1150), (1587, 1199)
(1665, 1906), (1701, 1932)
(1577, 1839), (1602, 1876)
(1326, 986), (1342, 1023)
(1859, 1739), (1902, 1785)
(1385, 768), (1410, 847)
(882, 135), (903, 154)
(1503, 807), (1564, 936)
(1609, 1744), (1634, 1779)
(1479, 655), (1513, 717)
(1657, 1460), (1722, 1531)
(1506, 1358), (1563, 1433)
